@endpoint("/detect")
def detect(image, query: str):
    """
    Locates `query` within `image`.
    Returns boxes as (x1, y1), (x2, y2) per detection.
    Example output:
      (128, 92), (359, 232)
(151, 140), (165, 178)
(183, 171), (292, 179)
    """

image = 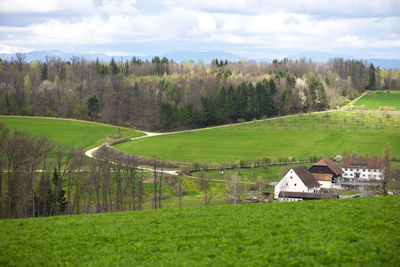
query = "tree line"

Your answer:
(1, 54), (399, 131)
(0, 123), (180, 219)
(0, 123), (239, 219)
